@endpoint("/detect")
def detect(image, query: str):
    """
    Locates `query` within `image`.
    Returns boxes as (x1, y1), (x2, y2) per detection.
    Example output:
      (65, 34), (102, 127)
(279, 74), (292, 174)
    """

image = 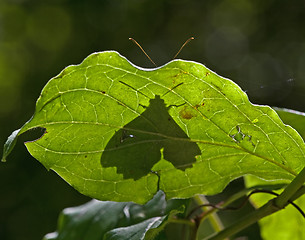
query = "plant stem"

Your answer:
(290, 185), (305, 201)
(203, 199), (279, 240)
(195, 183), (286, 222)
(168, 216), (197, 240)
(275, 166), (305, 208)
(203, 168), (305, 240)
(193, 195), (225, 232)
(169, 217), (196, 228)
